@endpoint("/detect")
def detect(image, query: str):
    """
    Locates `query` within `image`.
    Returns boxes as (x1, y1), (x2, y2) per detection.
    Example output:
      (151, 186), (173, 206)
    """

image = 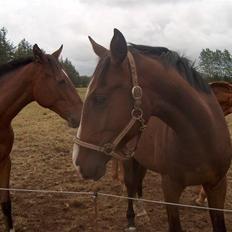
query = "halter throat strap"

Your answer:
(73, 51), (146, 160)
